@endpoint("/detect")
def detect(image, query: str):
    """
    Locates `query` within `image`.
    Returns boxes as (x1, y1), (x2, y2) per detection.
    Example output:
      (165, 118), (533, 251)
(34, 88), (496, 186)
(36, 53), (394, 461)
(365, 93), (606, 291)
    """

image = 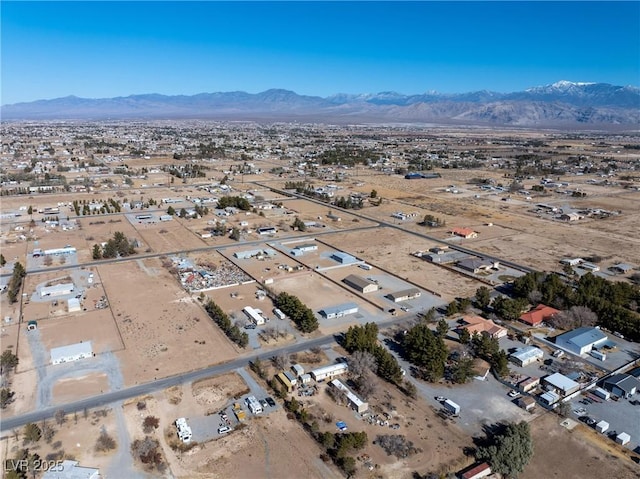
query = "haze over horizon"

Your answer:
(2, 1), (639, 105)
